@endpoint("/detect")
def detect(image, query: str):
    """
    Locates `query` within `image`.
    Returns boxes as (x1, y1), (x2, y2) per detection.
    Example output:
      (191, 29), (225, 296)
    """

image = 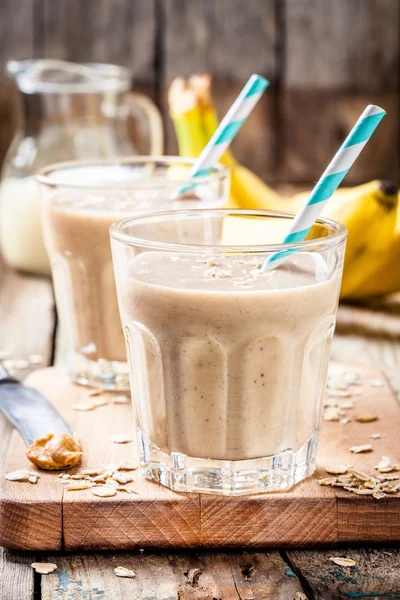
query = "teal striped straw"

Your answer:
(173, 74), (269, 197)
(261, 104), (386, 270)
